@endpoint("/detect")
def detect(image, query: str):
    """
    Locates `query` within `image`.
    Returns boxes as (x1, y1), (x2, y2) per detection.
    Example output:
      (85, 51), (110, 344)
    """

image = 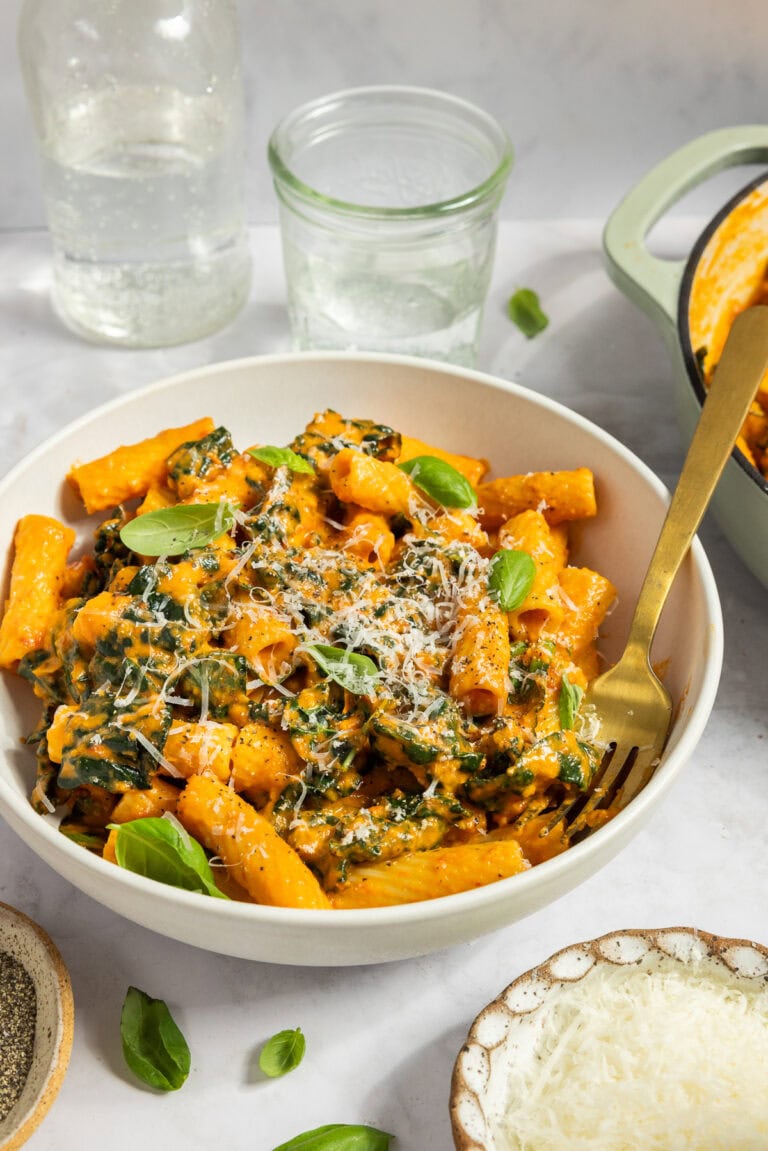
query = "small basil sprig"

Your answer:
(273, 1125), (393, 1151)
(306, 644), (380, 695)
(398, 455), (476, 510)
(558, 673), (584, 730)
(108, 816), (229, 899)
(259, 1028), (306, 1078)
(249, 446), (315, 474)
(488, 549), (536, 611)
(120, 501), (236, 557)
(508, 287), (549, 338)
(120, 986), (191, 1092)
